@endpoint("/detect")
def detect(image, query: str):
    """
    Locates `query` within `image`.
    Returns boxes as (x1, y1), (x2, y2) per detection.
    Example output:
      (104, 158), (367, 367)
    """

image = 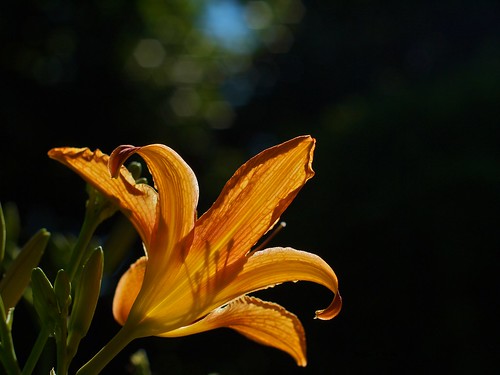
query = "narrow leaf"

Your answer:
(0, 229), (50, 309)
(0, 203), (5, 265)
